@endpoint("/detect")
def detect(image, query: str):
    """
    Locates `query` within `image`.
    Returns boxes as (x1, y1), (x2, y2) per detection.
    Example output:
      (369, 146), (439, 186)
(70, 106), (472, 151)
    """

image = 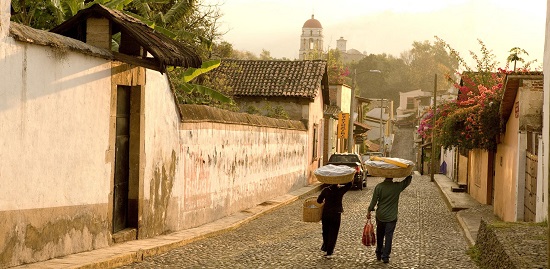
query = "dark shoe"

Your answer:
(383, 258), (389, 263)
(376, 253), (381, 261)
